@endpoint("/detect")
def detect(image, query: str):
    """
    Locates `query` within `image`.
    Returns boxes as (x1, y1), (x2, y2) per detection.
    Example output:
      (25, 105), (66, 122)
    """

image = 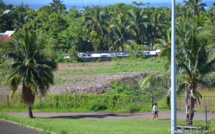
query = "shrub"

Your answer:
(127, 103), (142, 113)
(88, 100), (107, 111)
